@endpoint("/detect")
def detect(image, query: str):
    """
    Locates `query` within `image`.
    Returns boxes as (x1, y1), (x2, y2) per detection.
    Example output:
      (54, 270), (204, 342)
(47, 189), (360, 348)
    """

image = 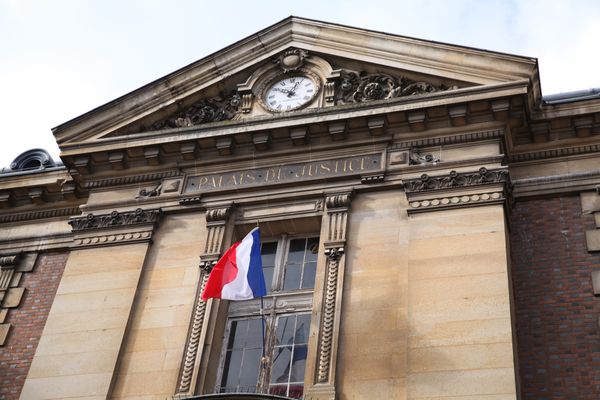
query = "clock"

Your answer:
(263, 75), (319, 112)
